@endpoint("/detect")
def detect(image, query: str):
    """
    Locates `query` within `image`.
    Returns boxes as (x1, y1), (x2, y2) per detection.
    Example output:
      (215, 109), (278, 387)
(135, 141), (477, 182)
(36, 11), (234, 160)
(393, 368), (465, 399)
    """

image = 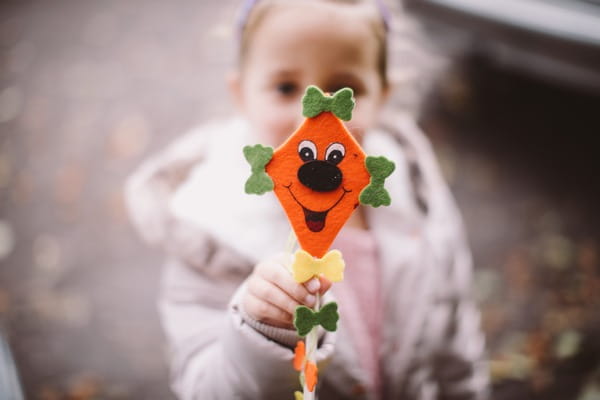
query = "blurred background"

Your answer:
(0, 0), (598, 399)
